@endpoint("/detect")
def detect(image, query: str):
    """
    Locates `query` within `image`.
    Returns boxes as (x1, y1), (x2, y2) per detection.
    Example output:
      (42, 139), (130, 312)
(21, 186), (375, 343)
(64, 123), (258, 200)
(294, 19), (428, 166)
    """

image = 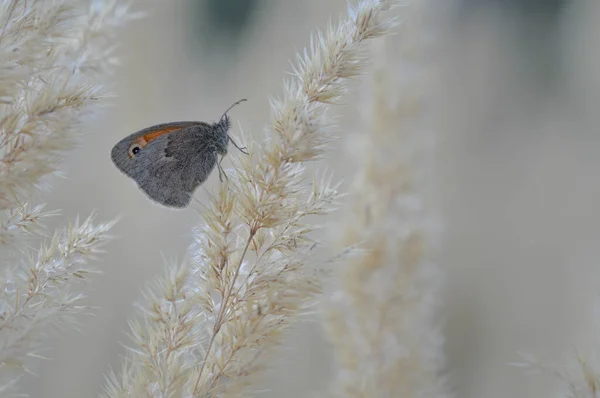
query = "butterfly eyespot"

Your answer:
(128, 144), (141, 158)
